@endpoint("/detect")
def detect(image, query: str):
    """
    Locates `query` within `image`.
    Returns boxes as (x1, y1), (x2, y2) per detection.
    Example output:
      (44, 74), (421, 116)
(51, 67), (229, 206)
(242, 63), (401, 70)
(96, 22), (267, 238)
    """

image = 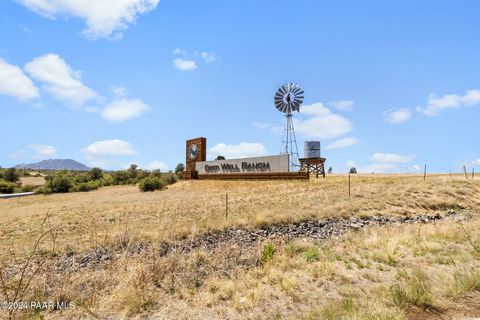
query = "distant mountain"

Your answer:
(14, 159), (91, 171)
